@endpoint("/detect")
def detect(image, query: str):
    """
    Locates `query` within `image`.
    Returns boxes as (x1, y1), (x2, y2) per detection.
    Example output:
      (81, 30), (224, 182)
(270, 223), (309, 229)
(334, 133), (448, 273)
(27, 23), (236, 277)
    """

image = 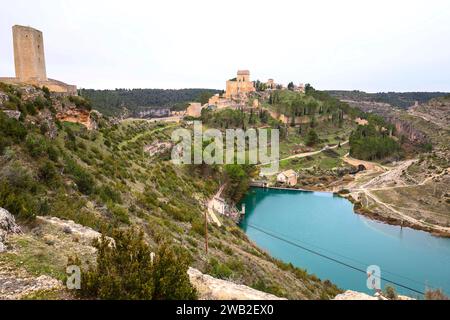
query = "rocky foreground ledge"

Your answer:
(188, 268), (286, 300)
(334, 290), (414, 300)
(1, 210), (413, 301)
